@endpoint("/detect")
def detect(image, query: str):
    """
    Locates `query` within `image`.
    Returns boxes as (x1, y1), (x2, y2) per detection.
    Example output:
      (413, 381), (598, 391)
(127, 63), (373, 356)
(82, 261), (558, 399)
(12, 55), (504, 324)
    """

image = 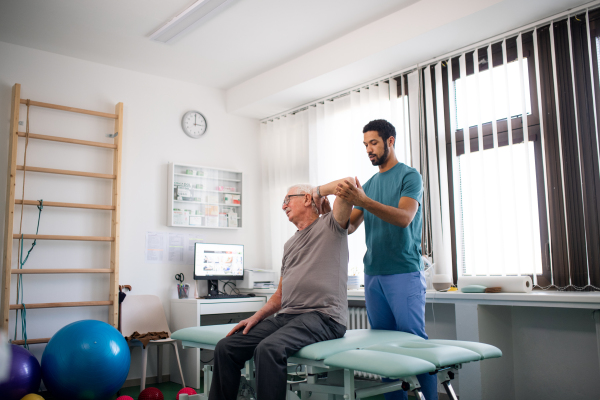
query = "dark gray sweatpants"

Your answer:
(208, 311), (346, 400)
